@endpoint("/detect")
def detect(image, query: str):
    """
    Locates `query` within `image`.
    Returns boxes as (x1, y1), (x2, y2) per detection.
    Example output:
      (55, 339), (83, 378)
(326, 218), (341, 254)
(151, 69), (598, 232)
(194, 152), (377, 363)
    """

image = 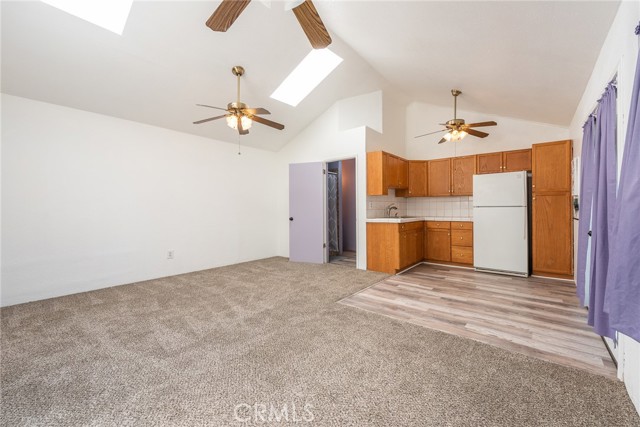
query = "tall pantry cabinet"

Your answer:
(531, 140), (573, 277)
